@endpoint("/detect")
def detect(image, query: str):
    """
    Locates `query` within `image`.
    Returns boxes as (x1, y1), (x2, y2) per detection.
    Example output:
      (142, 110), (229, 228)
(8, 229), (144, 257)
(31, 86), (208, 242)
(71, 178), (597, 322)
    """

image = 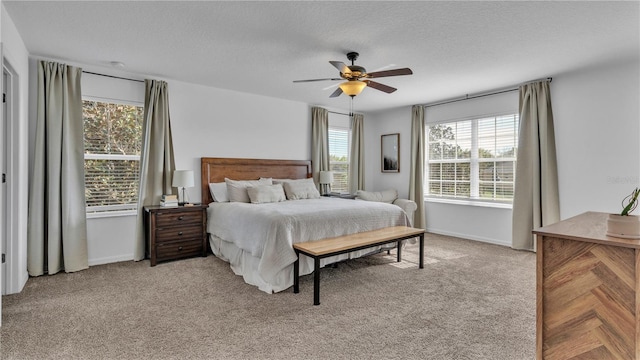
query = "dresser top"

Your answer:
(533, 211), (640, 249)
